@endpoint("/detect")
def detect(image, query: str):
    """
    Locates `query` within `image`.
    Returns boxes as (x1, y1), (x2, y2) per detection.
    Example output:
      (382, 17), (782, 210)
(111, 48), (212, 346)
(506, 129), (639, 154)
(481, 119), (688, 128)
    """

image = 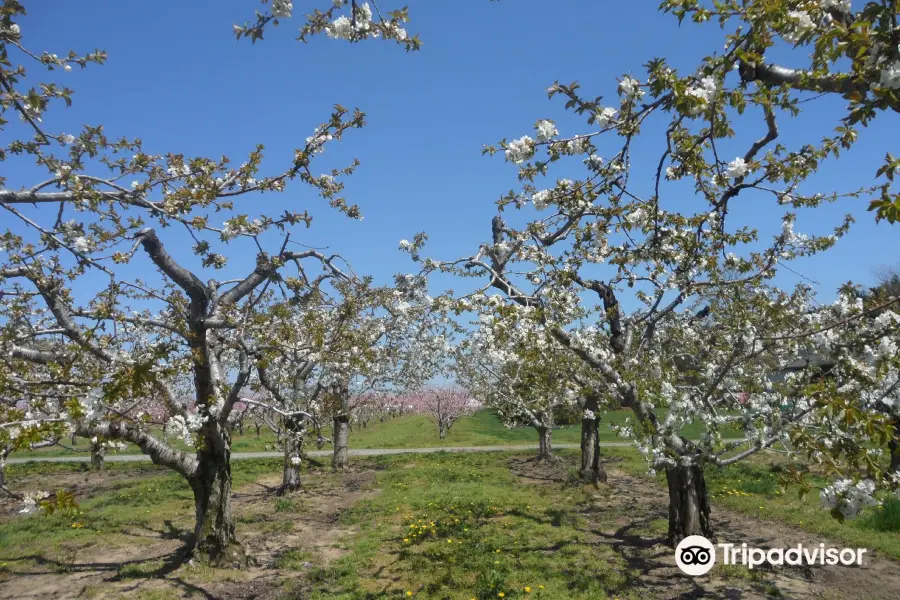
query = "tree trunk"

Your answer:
(278, 417), (303, 496)
(536, 425), (554, 461)
(665, 462), (714, 546)
(236, 421), (244, 435)
(254, 422), (261, 436)
(438, 422), (448, 439)
(332, 415), (349, 470)
(580, 416), (607, 485)
(889, 418), (900, 476)
(190, 442), (247, 567)
(90, 440), (105, 471)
